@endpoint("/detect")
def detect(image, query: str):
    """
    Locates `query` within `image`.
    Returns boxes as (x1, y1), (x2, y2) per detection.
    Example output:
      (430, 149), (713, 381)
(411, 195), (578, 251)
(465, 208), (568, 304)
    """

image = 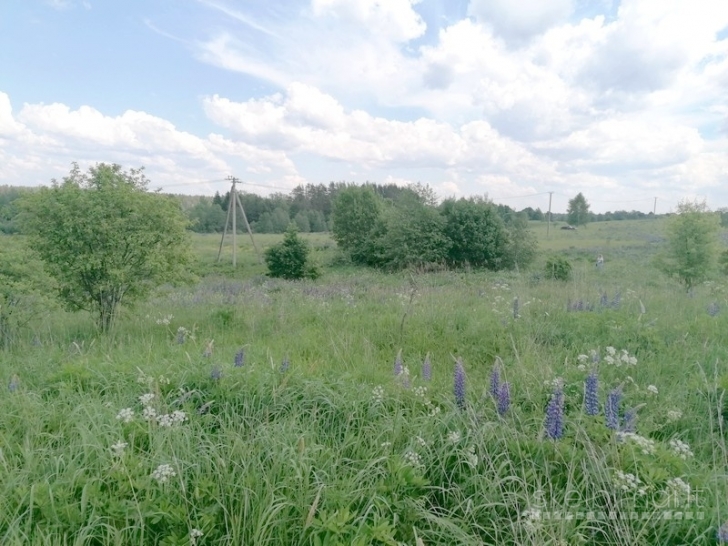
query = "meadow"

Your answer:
(2, 218), (728, 545)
